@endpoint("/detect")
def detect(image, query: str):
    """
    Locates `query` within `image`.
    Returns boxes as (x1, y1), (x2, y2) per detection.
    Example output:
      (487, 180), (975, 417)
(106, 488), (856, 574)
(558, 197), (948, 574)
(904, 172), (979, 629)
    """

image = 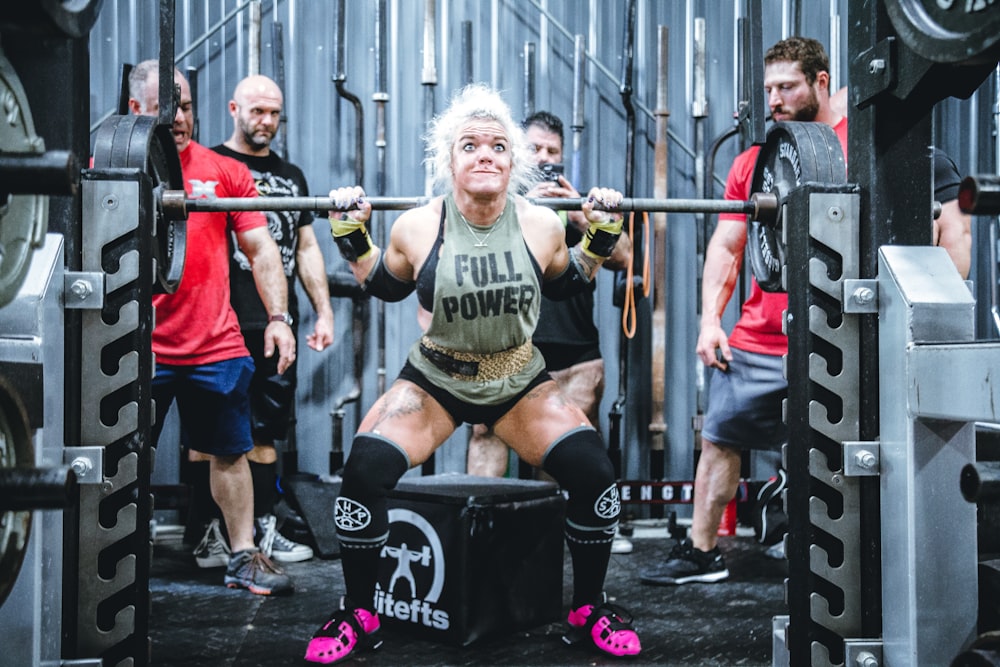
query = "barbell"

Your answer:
(92, 113), (849, 295)
(166, 192), (774, 217)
